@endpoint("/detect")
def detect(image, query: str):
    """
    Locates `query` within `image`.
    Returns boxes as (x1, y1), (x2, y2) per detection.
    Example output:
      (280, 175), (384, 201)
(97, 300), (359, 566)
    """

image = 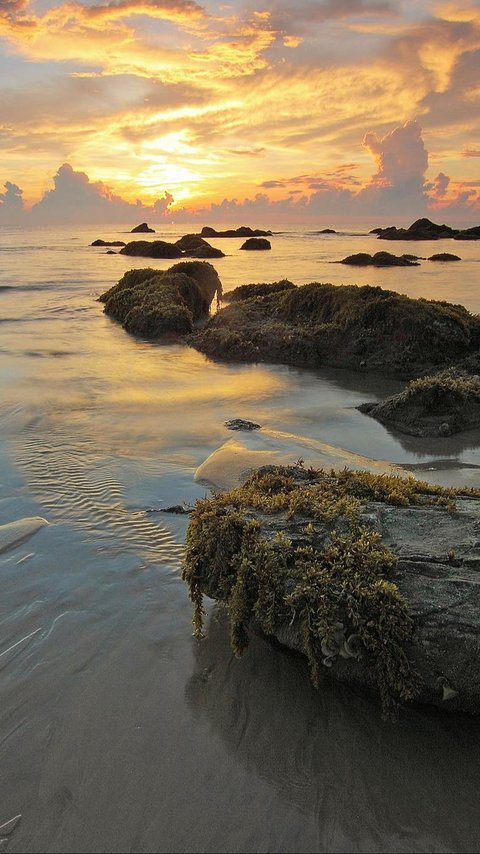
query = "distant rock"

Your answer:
(339, 251), (419, 267)
(373, 218), (480, 241)
(454, 226), (480, 241)
(131, 222), (155, 233)
(401, 253), (424, 261)
(312, 228), (336, 234)
(359, 371), (480, 437)
(200, 226), (273, 238)
(91, 239), (126, 247)
(240, 237), (272, 251)
(120, 240), (183, 259)
(106, 250), (117, 255)
(224, 419), (261, 431)
(428, 253), (461, 262)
